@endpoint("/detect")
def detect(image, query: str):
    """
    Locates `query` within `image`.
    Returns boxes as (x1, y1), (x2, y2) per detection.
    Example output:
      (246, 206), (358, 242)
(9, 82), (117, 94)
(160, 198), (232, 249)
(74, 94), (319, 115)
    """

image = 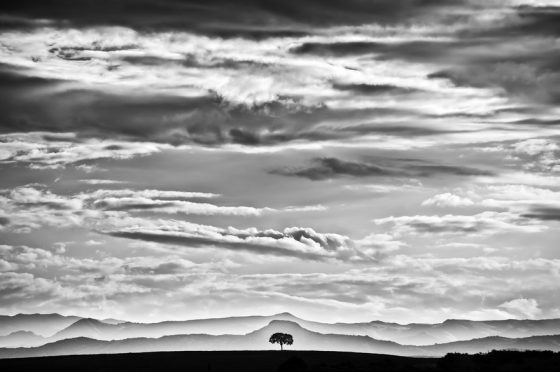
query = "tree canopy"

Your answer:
(269, 333), (293, 350)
